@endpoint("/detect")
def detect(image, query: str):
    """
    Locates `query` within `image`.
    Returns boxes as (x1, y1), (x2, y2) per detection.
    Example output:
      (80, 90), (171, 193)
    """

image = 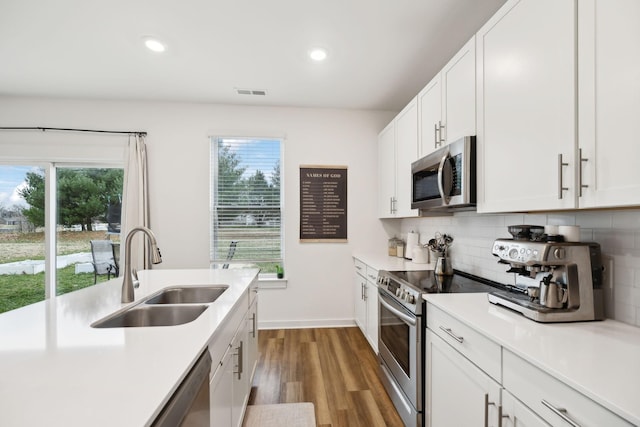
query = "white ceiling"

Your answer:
(0, 0), (506, 111)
